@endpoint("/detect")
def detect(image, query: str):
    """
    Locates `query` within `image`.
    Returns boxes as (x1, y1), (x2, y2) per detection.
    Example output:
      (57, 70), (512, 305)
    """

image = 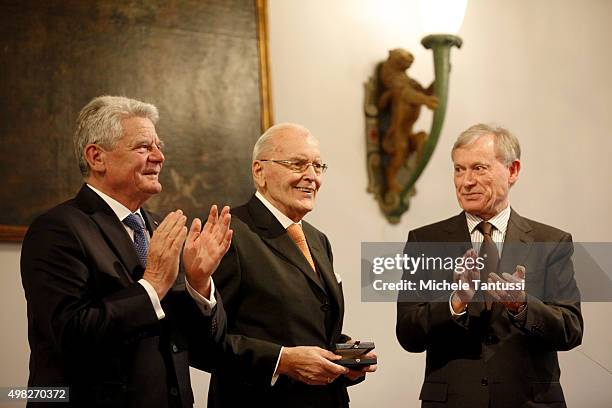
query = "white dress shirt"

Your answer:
(86, 184), (216, 319)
